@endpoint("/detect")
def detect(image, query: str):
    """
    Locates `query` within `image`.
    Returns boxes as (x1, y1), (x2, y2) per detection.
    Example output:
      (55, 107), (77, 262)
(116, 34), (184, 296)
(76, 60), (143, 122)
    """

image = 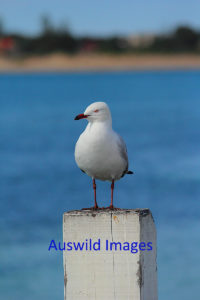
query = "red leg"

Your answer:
(81, 179), (99, 210)
(109, 180), (114, 209)
(93, 178), (98, 209)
